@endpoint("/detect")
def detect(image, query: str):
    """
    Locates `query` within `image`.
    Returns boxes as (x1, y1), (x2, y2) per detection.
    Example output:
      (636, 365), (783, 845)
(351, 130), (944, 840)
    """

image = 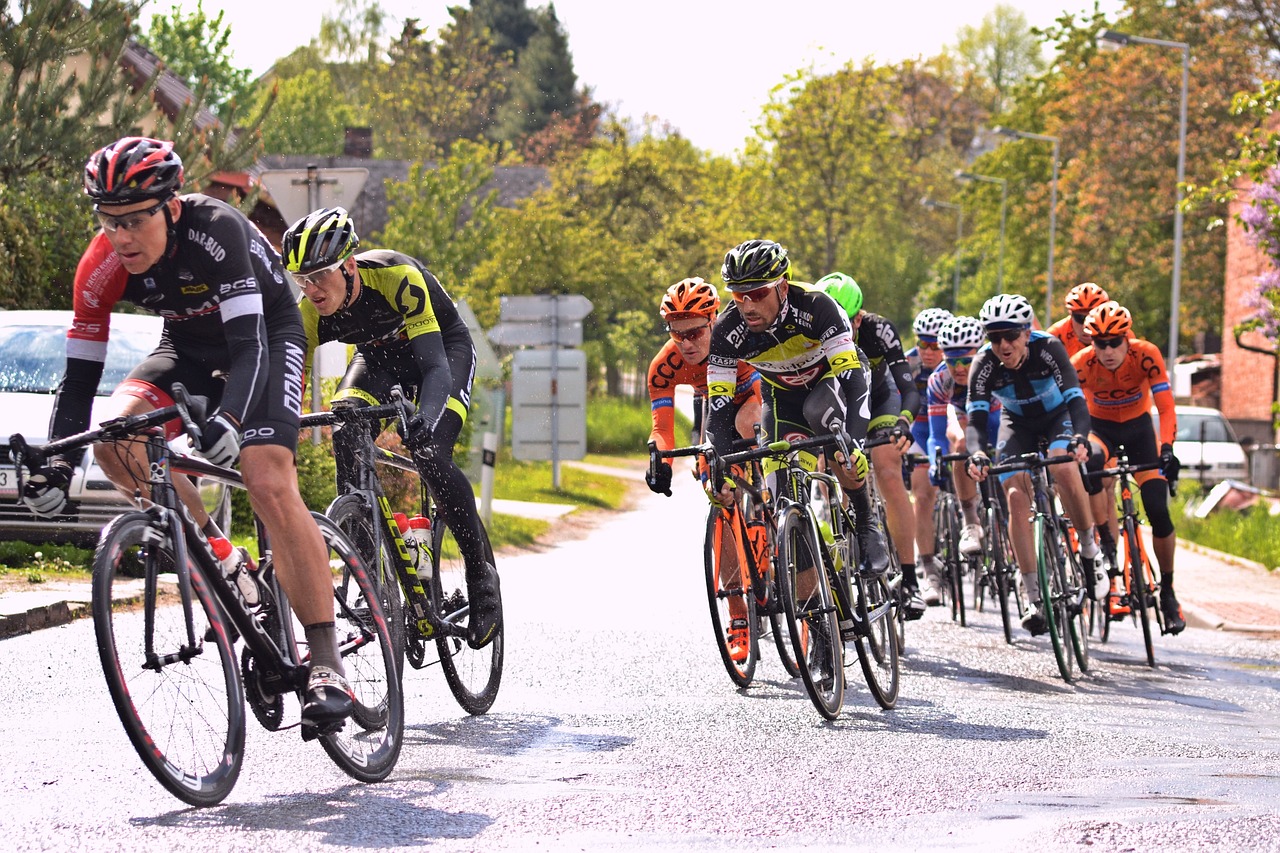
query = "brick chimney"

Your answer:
(344, 127), (372, 159)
